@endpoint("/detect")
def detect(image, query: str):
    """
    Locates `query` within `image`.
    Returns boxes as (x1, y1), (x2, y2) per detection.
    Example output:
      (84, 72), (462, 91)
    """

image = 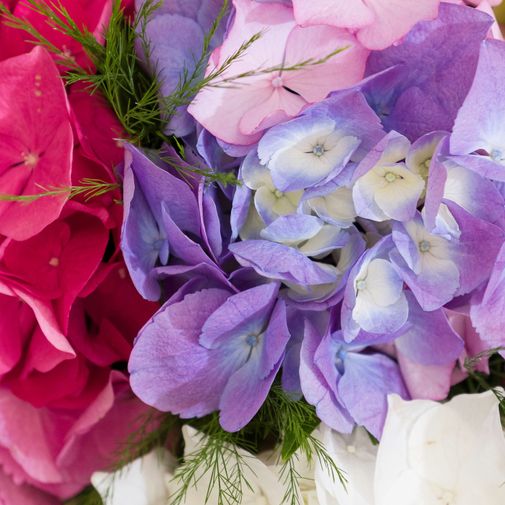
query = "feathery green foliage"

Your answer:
(0, 179), (120, 203)
(170, 413), (256, 505)
(0, 1), (101, 72)
(0, 0), (165, 147)
(210, 45), (350, 89)
(169, 384), (346, 505)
